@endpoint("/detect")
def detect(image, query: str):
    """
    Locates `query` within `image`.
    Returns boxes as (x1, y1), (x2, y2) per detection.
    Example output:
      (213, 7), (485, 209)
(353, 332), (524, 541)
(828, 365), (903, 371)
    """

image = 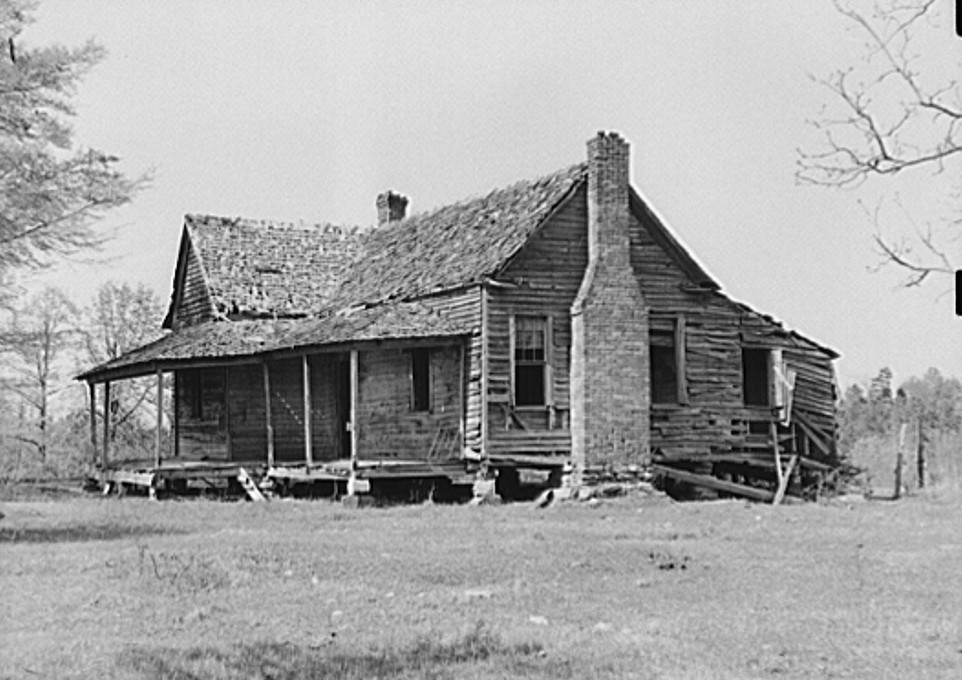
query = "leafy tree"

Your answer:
(838, 366), (962, 454)
(866, 366), (895, 435)
(838, 382), (871, 452)
(798, 0), (960, 287)
(0, 0), (147, 289)
(898, 367), (962, 434)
